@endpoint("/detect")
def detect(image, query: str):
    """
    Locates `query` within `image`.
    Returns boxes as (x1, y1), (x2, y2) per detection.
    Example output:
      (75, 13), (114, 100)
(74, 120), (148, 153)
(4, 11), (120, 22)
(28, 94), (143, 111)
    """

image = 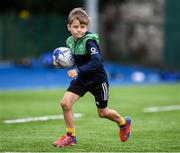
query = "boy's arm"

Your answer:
(77, 39), (103, 74)
(67, 39), (103, 78)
